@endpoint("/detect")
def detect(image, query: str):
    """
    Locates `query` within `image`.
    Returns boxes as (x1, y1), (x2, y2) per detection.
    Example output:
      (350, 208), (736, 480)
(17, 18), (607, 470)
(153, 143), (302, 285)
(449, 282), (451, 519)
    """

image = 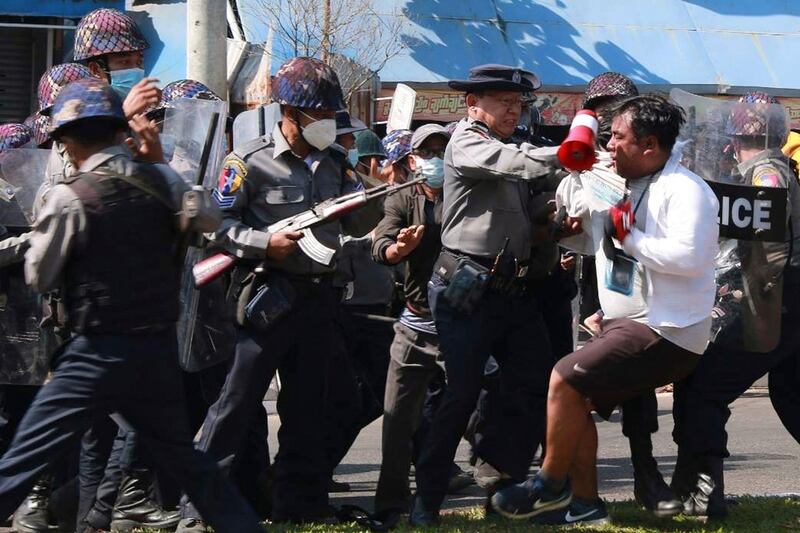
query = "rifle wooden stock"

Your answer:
(192, 252), (235, 288)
